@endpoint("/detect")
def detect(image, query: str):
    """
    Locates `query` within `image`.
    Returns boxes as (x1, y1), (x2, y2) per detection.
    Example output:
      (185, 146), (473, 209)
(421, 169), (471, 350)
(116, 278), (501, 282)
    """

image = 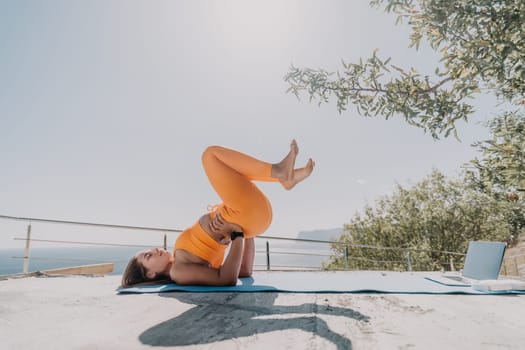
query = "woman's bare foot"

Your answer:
(281, 158), (315, 190)
(272, 139), (298, 182)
